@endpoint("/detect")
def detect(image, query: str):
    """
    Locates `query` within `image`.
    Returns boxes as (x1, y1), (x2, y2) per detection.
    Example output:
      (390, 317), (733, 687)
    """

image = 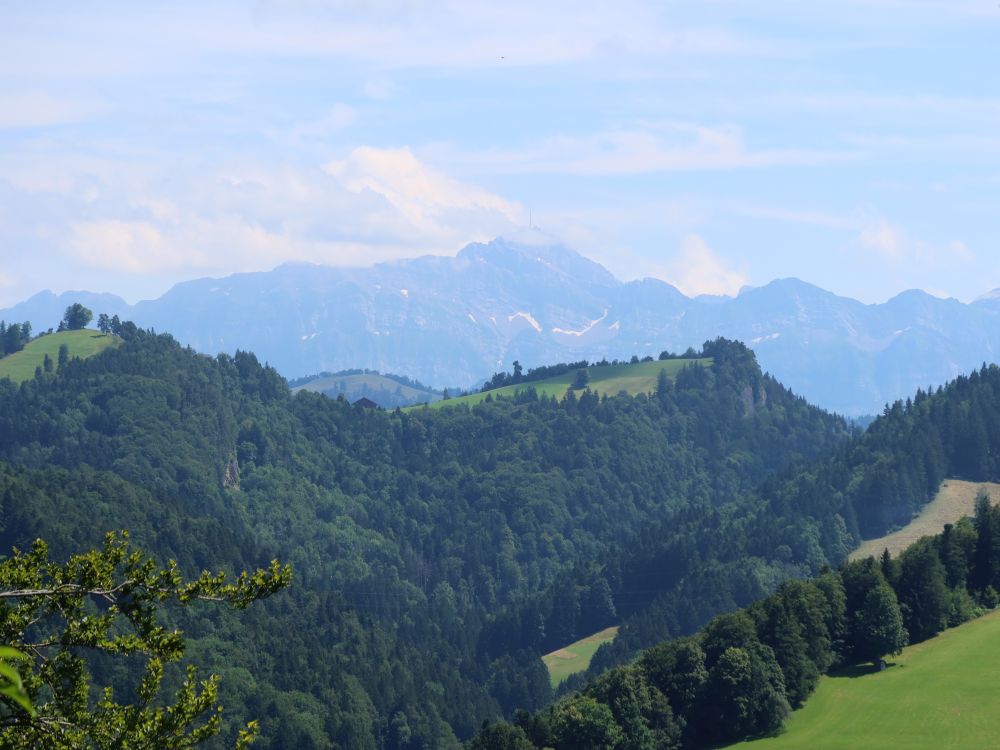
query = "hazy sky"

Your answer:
(2, 1), (999, 307)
